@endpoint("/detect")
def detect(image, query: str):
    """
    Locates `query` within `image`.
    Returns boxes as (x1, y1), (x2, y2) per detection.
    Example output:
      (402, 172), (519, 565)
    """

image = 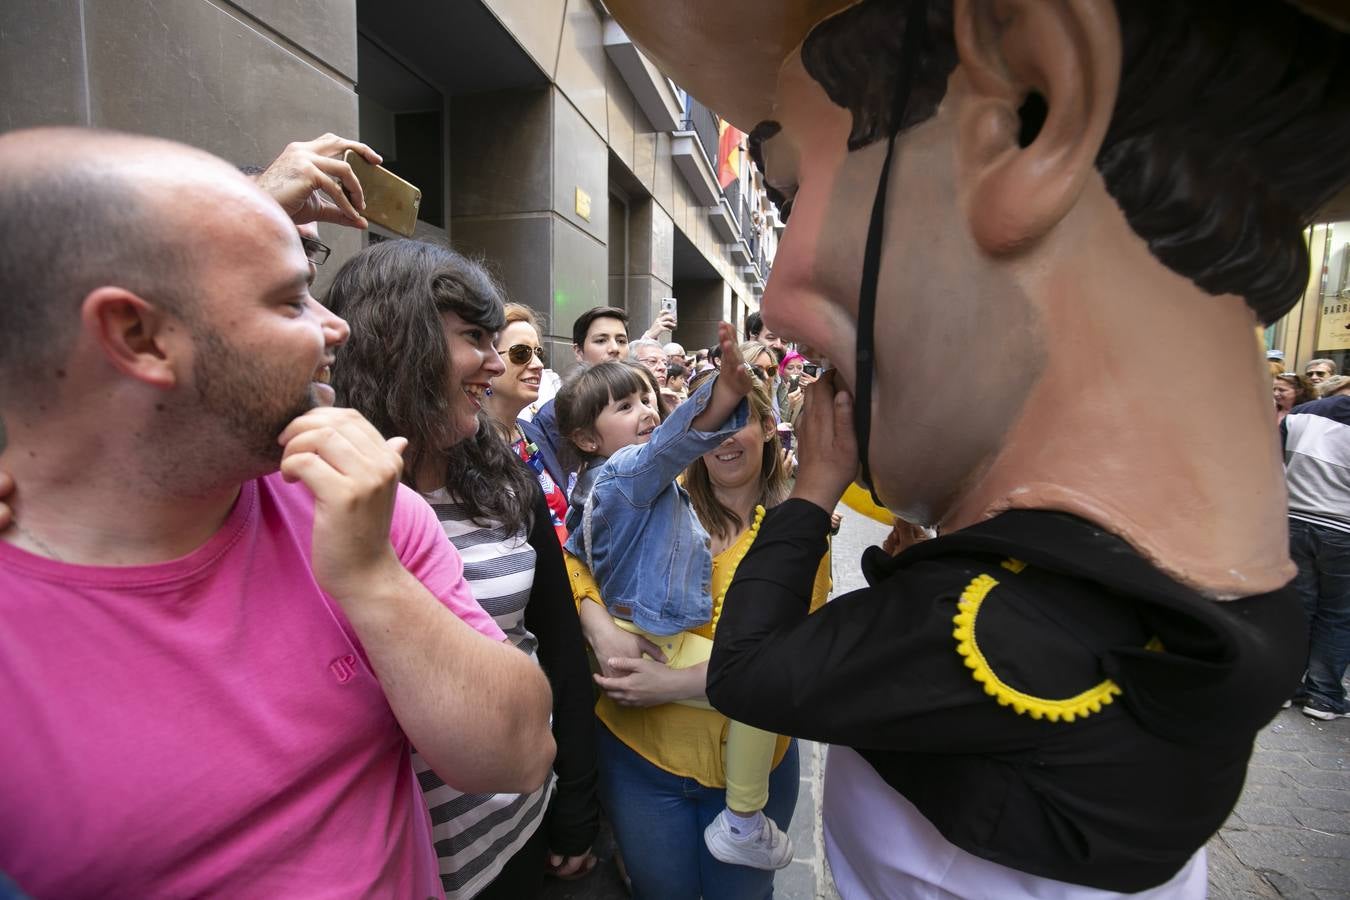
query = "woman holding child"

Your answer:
(558, 353), (830, 900)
